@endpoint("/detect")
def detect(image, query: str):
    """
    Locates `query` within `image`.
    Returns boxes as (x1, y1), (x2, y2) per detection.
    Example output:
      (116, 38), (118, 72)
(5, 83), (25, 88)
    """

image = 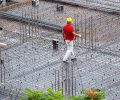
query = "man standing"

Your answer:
(62, 17), (81, 62)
